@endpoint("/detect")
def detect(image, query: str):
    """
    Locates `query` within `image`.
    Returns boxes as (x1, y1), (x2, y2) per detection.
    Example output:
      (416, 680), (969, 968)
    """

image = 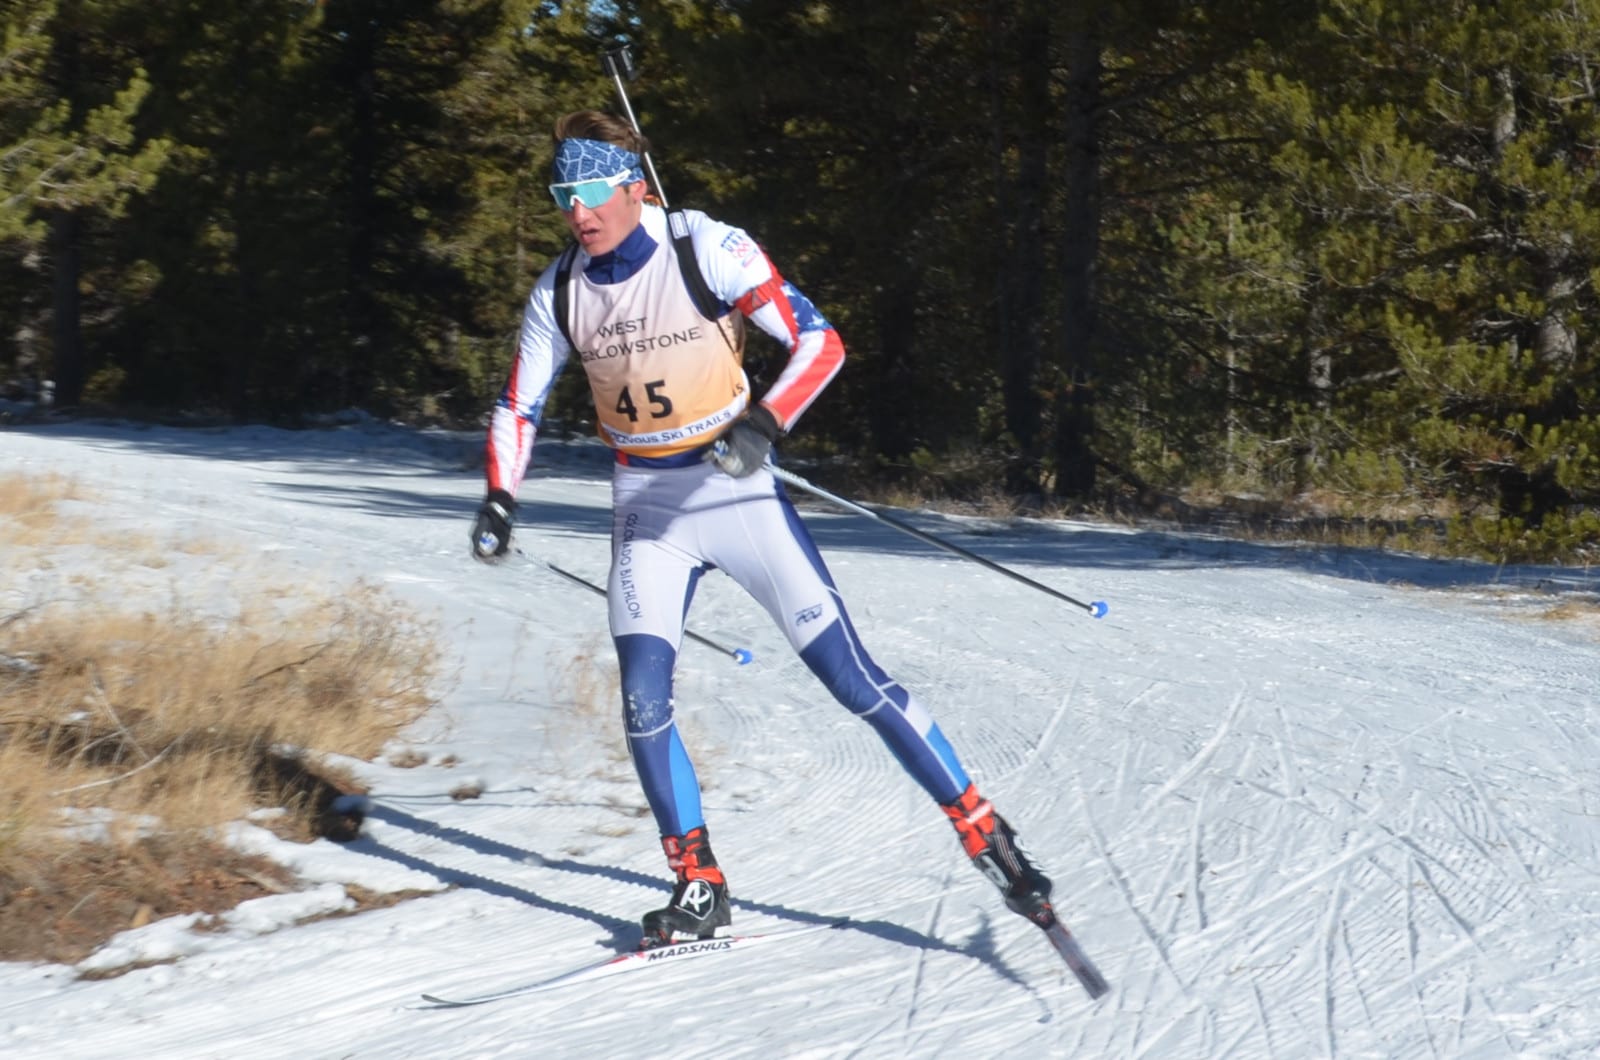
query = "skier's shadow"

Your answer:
(354, 800), (984, 966)
(340, 804), (638, 952)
